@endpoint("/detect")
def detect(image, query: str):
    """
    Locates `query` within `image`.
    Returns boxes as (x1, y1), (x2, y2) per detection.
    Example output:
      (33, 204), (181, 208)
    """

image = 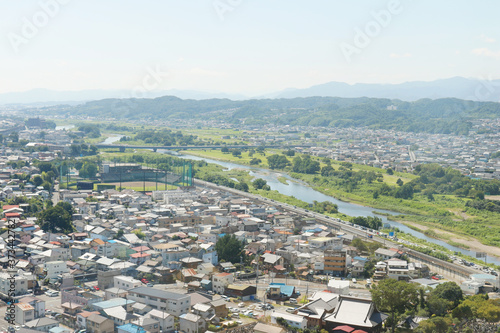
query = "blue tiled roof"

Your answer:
(117, 324), (146, 333)
(280, 285), (295, 297)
